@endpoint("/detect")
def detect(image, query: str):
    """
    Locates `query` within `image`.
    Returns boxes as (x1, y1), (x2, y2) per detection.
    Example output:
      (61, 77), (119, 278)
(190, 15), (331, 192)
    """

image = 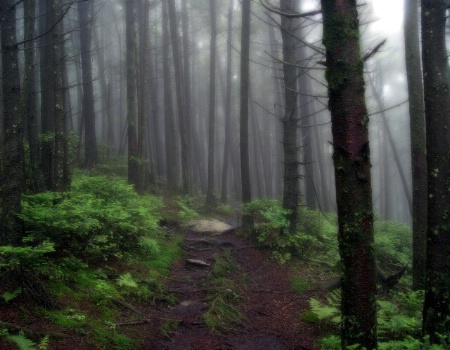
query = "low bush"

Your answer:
(19, 173), (163, 262)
